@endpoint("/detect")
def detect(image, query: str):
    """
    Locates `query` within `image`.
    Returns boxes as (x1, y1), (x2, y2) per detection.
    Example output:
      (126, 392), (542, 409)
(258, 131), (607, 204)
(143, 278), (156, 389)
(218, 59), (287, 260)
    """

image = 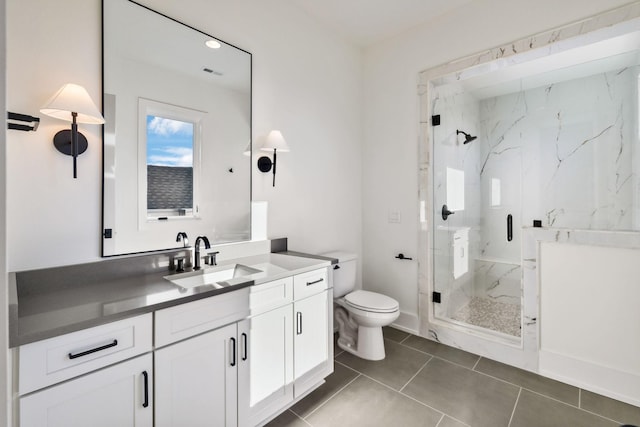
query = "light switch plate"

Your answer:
(388, 210), (401, 224)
